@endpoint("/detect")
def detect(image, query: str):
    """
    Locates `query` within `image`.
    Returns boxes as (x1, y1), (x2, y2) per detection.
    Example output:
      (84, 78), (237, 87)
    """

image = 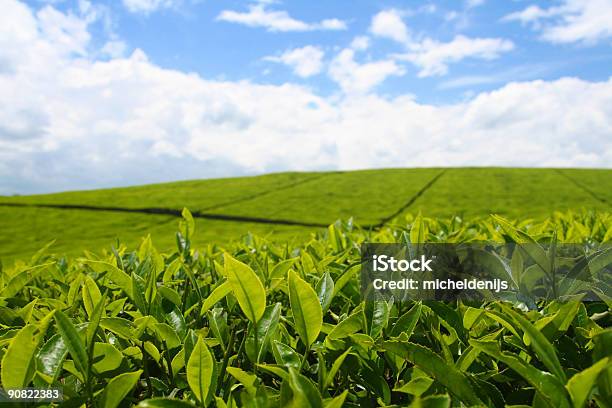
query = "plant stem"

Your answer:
(216, 325), (236, 397)
(253, 322), (260, 372)
(223, 329), (246, 397)
(141, 342), (153, 398)
(299, 344), (310, 373)
(163, 340), (174, 387)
